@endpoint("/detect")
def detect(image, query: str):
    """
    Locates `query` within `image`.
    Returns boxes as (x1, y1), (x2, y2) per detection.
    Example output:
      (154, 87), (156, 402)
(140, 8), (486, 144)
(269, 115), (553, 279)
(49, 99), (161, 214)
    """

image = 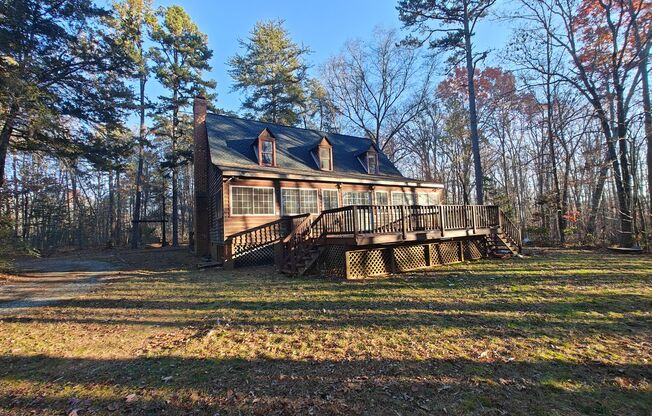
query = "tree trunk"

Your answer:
(628, 0), (652, 226)
(171, 86), (179, 247)
(108, 170), (115, 246)
(116, 171), (122, 245)
(462, 6), (484, 205)
(0, 103), (19, 188)
(131, 74), (147, 249)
